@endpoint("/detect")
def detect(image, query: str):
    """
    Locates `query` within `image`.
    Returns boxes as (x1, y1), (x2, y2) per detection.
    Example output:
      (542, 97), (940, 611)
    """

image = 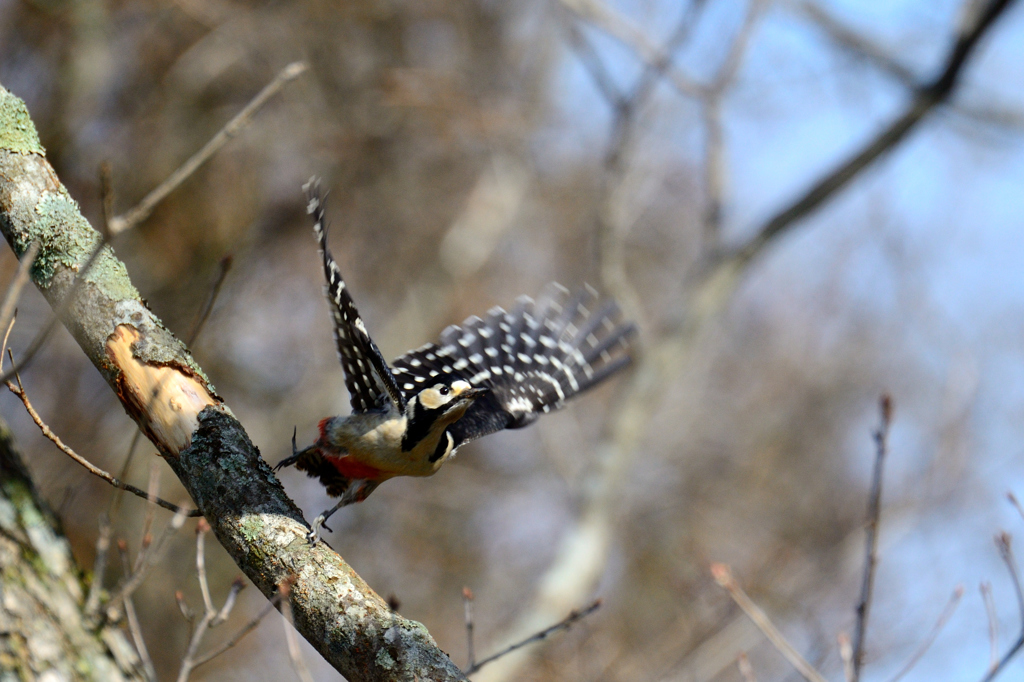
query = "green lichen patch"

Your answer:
(0, 87), (44, 155)
(27, 193), (139, 300)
